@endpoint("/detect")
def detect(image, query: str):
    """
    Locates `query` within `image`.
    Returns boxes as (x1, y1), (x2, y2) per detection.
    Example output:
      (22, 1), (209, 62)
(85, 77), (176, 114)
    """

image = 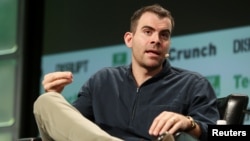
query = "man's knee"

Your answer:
(33, 92), (62, 114)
